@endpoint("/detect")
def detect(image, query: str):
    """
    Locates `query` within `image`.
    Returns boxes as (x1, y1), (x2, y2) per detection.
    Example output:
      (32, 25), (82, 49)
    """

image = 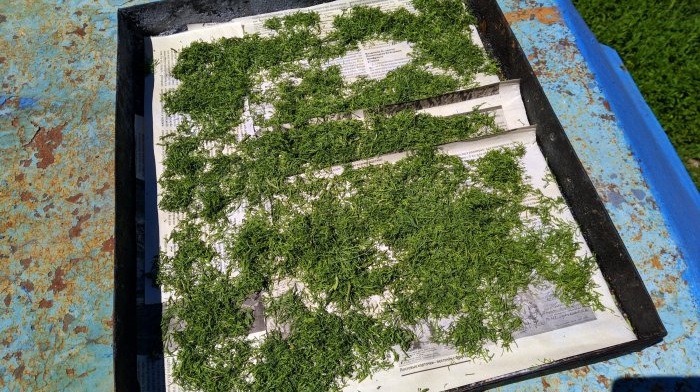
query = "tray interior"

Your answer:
(115, 1), (666, 390)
